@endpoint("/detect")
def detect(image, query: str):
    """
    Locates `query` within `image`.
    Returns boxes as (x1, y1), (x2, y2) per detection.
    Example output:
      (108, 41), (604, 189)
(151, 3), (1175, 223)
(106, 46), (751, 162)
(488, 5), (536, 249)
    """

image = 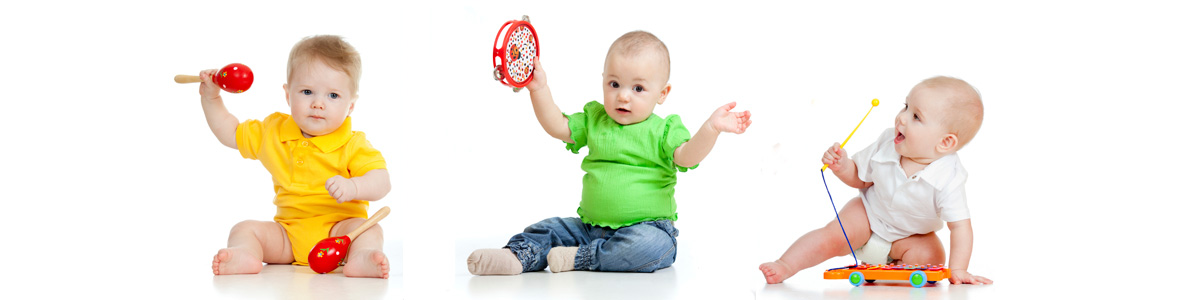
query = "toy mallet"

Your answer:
(174, 63), (254, 93)
(822, 99), (880, 171)
(821, 98), (879, 266)
(308, 206), (391, 274)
